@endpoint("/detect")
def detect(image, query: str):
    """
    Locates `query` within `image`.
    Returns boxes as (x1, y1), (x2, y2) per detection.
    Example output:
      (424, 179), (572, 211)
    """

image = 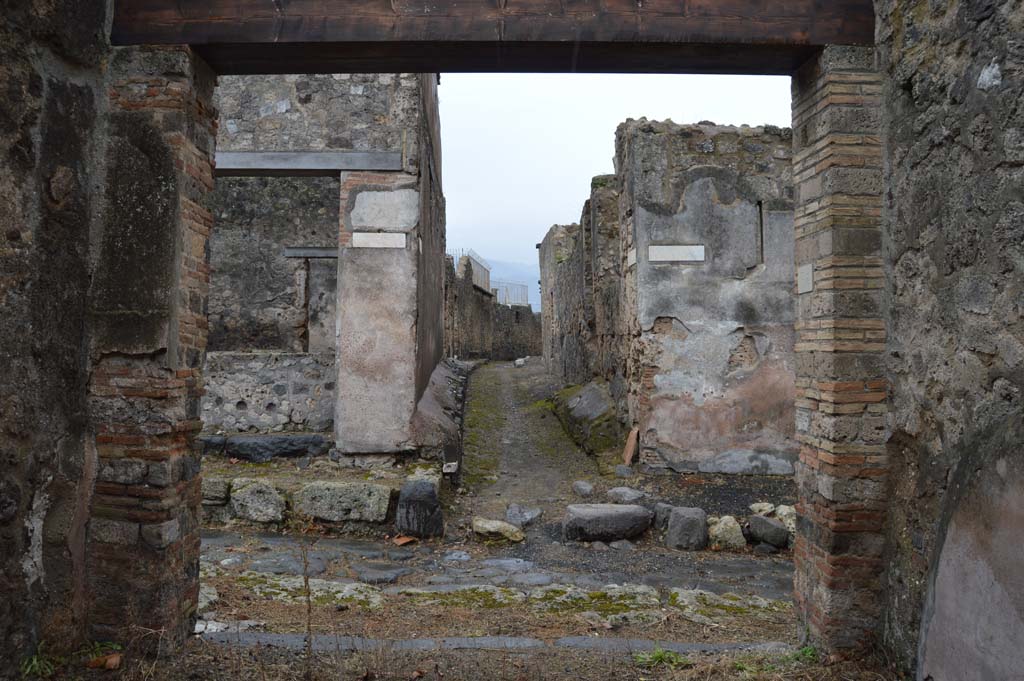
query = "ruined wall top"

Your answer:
(615, 119), (793, 209)
(215, 73), (427, 170)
